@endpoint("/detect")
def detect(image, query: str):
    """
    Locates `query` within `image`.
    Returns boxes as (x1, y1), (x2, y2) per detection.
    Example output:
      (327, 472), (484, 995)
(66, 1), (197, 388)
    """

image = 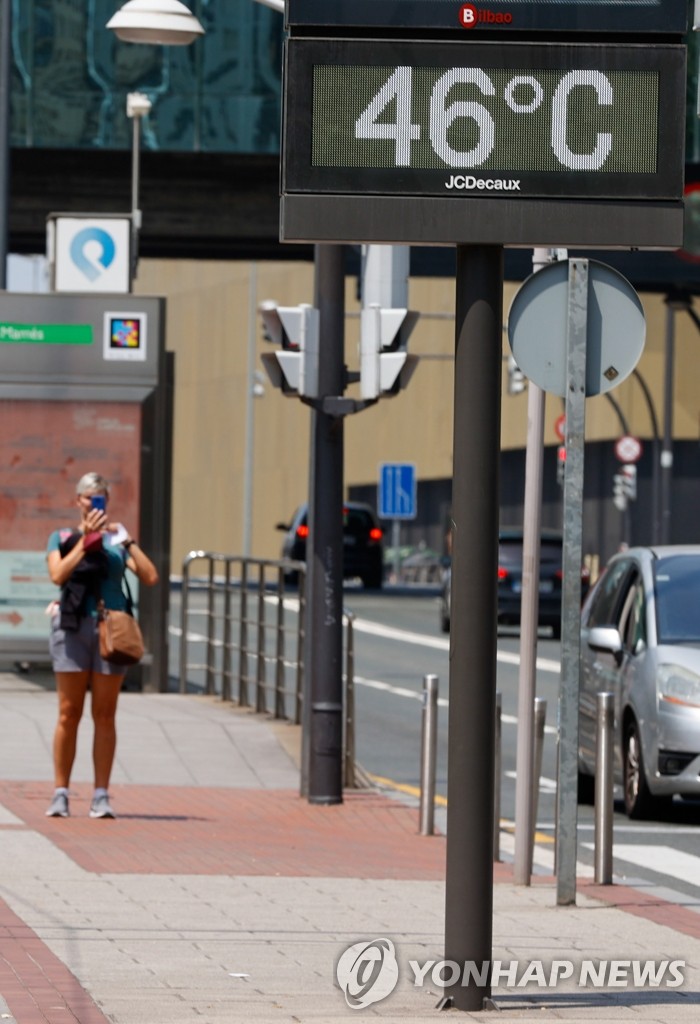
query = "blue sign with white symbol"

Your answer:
(70, 227), (116, 282)
(379, 463), (416, 519)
